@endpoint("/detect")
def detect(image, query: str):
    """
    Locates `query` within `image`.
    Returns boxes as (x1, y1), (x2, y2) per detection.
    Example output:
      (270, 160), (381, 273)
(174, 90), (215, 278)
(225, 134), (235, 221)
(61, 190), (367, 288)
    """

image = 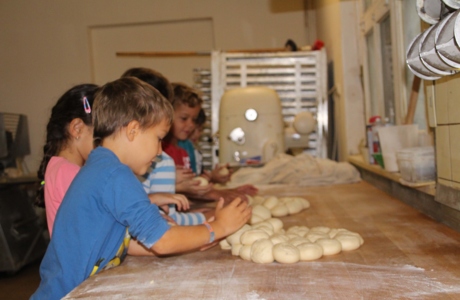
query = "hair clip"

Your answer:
(83, 97), (91, 114)
(41, 181), (45, 186)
